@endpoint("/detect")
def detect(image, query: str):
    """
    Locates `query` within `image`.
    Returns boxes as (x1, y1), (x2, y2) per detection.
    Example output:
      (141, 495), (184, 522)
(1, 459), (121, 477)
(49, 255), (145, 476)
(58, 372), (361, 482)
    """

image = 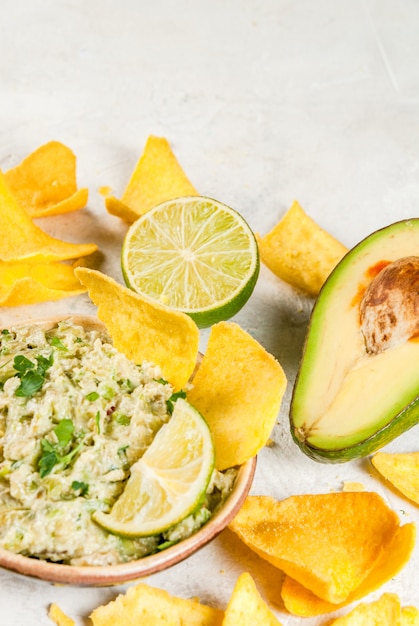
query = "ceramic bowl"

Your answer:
(0, 315), (256, 585)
